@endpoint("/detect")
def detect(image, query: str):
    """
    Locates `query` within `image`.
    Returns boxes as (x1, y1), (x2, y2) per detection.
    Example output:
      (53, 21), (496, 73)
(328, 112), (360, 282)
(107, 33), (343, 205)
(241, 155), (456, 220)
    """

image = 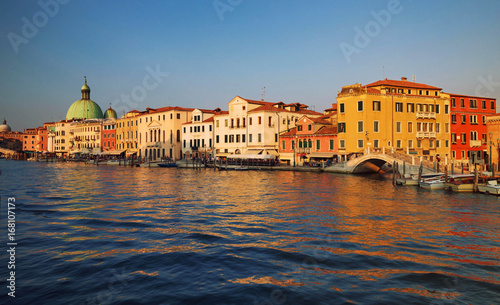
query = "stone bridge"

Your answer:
(324, 152), (436, 175)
